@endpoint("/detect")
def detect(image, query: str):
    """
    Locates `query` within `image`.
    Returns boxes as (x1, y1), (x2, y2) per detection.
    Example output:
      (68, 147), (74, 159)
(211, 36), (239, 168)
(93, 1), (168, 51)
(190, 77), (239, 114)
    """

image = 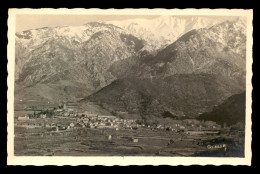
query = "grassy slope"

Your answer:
(197, 92), (245, 125)
(83, 74), (244, 118)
